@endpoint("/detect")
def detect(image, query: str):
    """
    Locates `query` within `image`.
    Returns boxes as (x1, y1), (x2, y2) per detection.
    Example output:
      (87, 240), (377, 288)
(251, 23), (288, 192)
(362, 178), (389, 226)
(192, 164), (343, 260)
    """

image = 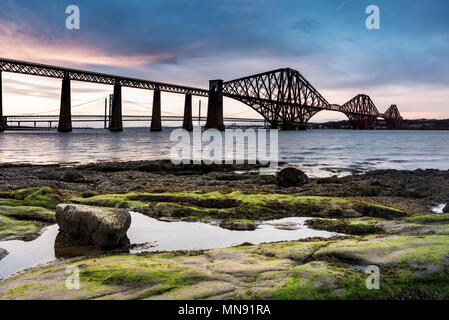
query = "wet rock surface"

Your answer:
(0, 161), (448, 209)
(54, 232), (128, 259)
(0, 248), (8, 261)
(1, 161), (449, 300)
(443, 203), (449, 213)
(56, 204), (131, 249)
(219, 219), (256, 231)
(2, 235), (449, 300)
(0, 206), (55, 223)
(276, 167), (309, 188)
